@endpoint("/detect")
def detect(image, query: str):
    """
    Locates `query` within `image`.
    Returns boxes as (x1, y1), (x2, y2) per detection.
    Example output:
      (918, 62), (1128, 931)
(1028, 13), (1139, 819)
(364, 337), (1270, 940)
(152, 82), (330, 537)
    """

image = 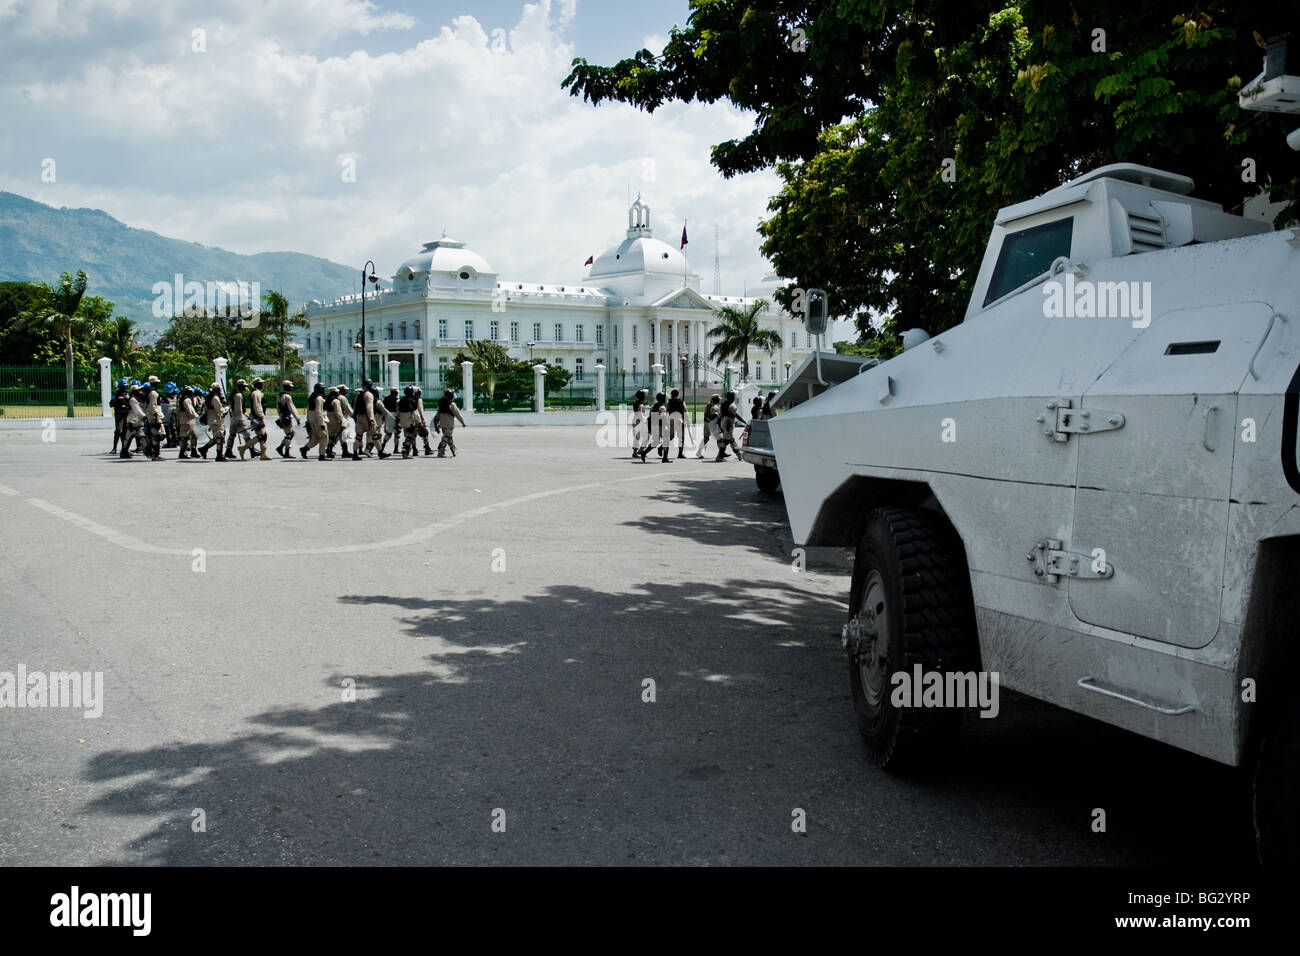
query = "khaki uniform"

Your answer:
(248, 387), (271, 459)
(326, 395), (345, 455)
(716, 400), (743, 460)
(145, 390), (164, 459)
(203, 391), (228, 458)
(436, 402), (466, 457)
(303, 393), (329, 457)
(277, 392), (299, 450)
(354, 390), (380, 455)
(226, 389), (252, 456)
(176, 396), (197, 451)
